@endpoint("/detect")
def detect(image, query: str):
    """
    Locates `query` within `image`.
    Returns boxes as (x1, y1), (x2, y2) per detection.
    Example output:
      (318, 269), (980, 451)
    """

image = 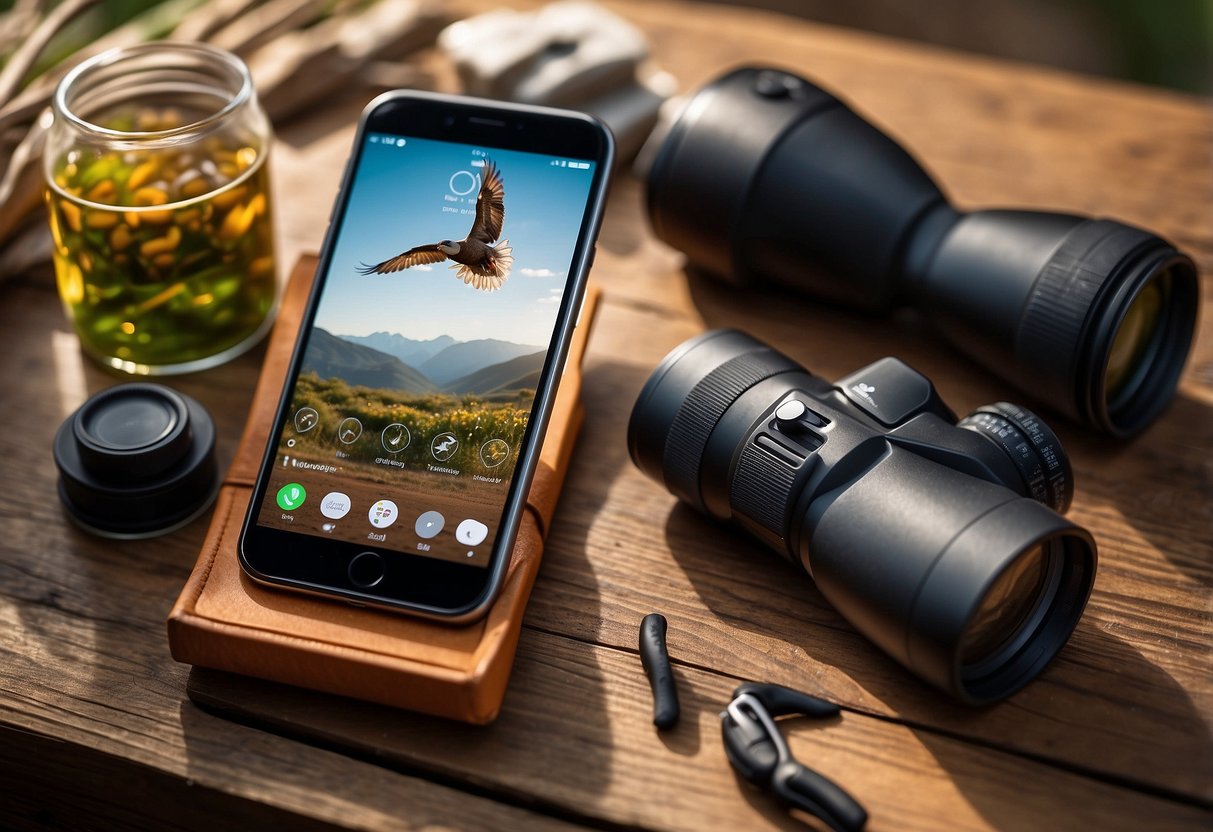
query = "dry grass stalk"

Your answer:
(169, 0), (264, 44)
(0, 0), (101, 105)
(244, 0), (448, 121)
(0, 0), (50, 56)
(0, 0), (209, 139)
(0, 111), (48, 245)
(0, 0), (448, 274)
(205, 0), (337, 57)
